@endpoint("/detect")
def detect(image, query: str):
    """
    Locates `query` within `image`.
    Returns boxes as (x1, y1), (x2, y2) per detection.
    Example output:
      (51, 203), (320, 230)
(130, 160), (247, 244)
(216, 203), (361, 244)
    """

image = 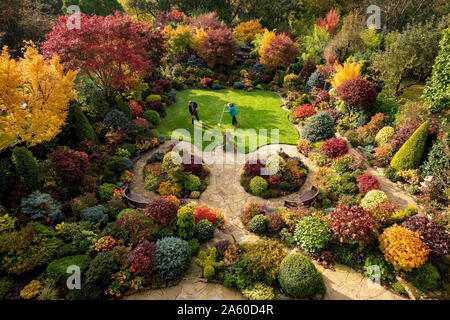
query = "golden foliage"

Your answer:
(379, 225), (430, 272)
(0, 46), (77, 149)
(191, 27), (207, 52)
(234, 20), (264, 43)
(258, 30), (276, 58)
(329, 58), (363, 88)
